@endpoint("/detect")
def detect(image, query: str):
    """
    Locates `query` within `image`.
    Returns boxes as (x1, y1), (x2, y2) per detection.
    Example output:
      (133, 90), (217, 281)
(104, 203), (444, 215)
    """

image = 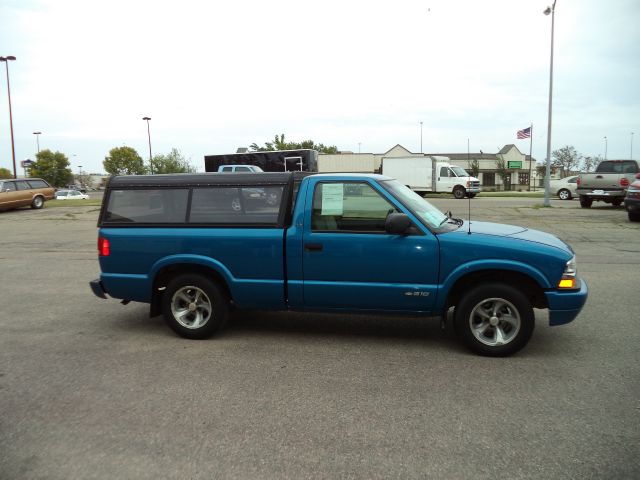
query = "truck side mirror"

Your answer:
(385, 213), (412, 234)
